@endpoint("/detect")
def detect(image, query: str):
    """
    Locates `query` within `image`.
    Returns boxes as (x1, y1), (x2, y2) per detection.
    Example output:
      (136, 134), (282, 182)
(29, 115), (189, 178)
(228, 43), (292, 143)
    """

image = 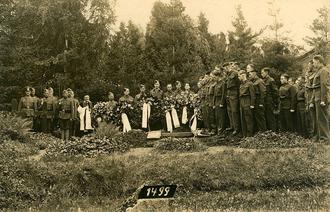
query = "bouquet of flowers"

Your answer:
(92, 102), (118, 124)
(191, 94), (202, 120)
(147, 96), (163, 122)
(117, 102), (140, 129)
(162, 96), (176, 112)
